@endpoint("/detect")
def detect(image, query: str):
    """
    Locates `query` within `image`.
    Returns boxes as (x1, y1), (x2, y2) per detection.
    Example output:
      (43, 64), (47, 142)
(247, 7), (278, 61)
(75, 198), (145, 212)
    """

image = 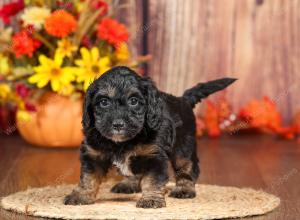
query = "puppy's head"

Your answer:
(83, 66), (163, 143)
